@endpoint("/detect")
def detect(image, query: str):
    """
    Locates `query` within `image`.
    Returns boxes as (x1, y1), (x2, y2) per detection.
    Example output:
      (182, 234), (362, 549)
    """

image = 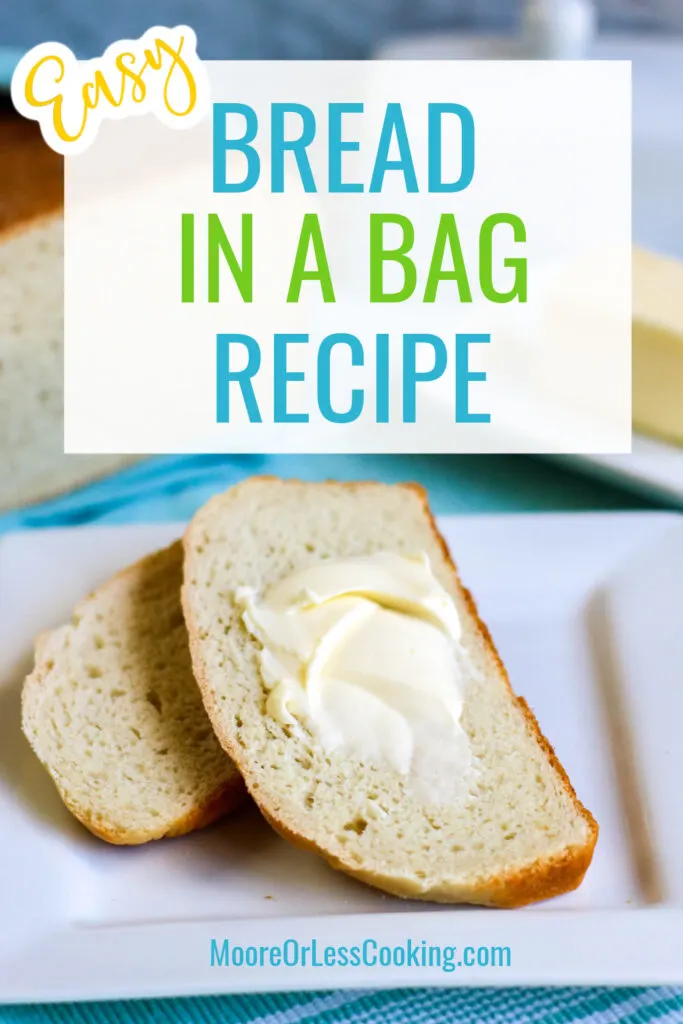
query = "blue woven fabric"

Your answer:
(4, 985), (683, 1023)
(0, 453), (660, 538)
(1, 452), (680, 1021)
